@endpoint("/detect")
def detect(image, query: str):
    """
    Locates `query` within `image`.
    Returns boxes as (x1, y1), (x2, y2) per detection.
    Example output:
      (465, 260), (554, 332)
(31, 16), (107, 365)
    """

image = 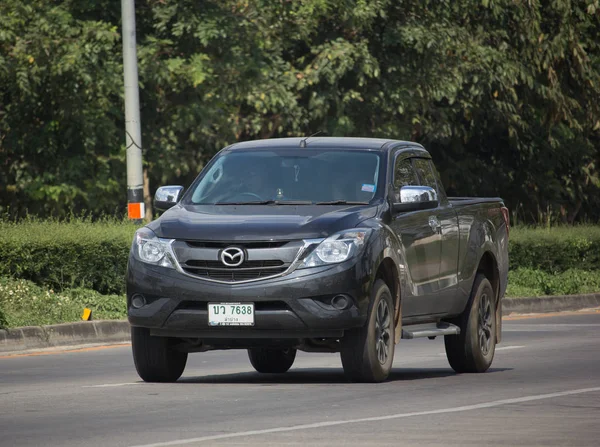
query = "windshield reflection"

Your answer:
(189, 149), (381, 205)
